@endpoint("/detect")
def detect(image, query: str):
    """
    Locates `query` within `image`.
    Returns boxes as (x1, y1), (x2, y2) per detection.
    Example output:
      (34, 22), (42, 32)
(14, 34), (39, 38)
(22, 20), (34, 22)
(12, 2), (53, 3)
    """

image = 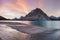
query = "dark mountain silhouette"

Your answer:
(50, 16), (60, 20)
(24, 8), (50, 21)
(12, 8), (60, 21)
(50, 16), (57, 20)
(58, 17), (60, 20)
(19, 16), (25, 20)
(12, 16), (25, 20)
(13, 17), (18, 20)
(0, 16), (7, 20)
